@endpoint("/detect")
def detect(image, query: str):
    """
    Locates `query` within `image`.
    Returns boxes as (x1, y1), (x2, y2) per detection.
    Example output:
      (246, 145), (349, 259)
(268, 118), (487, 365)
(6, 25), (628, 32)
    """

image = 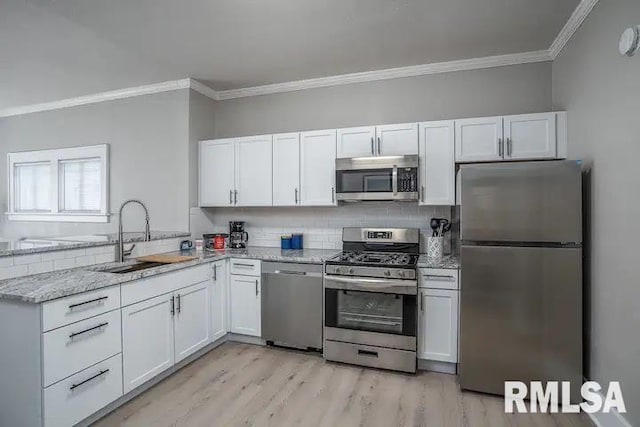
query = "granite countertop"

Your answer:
(417, 254), (460, 269)
(0, 231), (190, 257)
(0, 246), (340, 304)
